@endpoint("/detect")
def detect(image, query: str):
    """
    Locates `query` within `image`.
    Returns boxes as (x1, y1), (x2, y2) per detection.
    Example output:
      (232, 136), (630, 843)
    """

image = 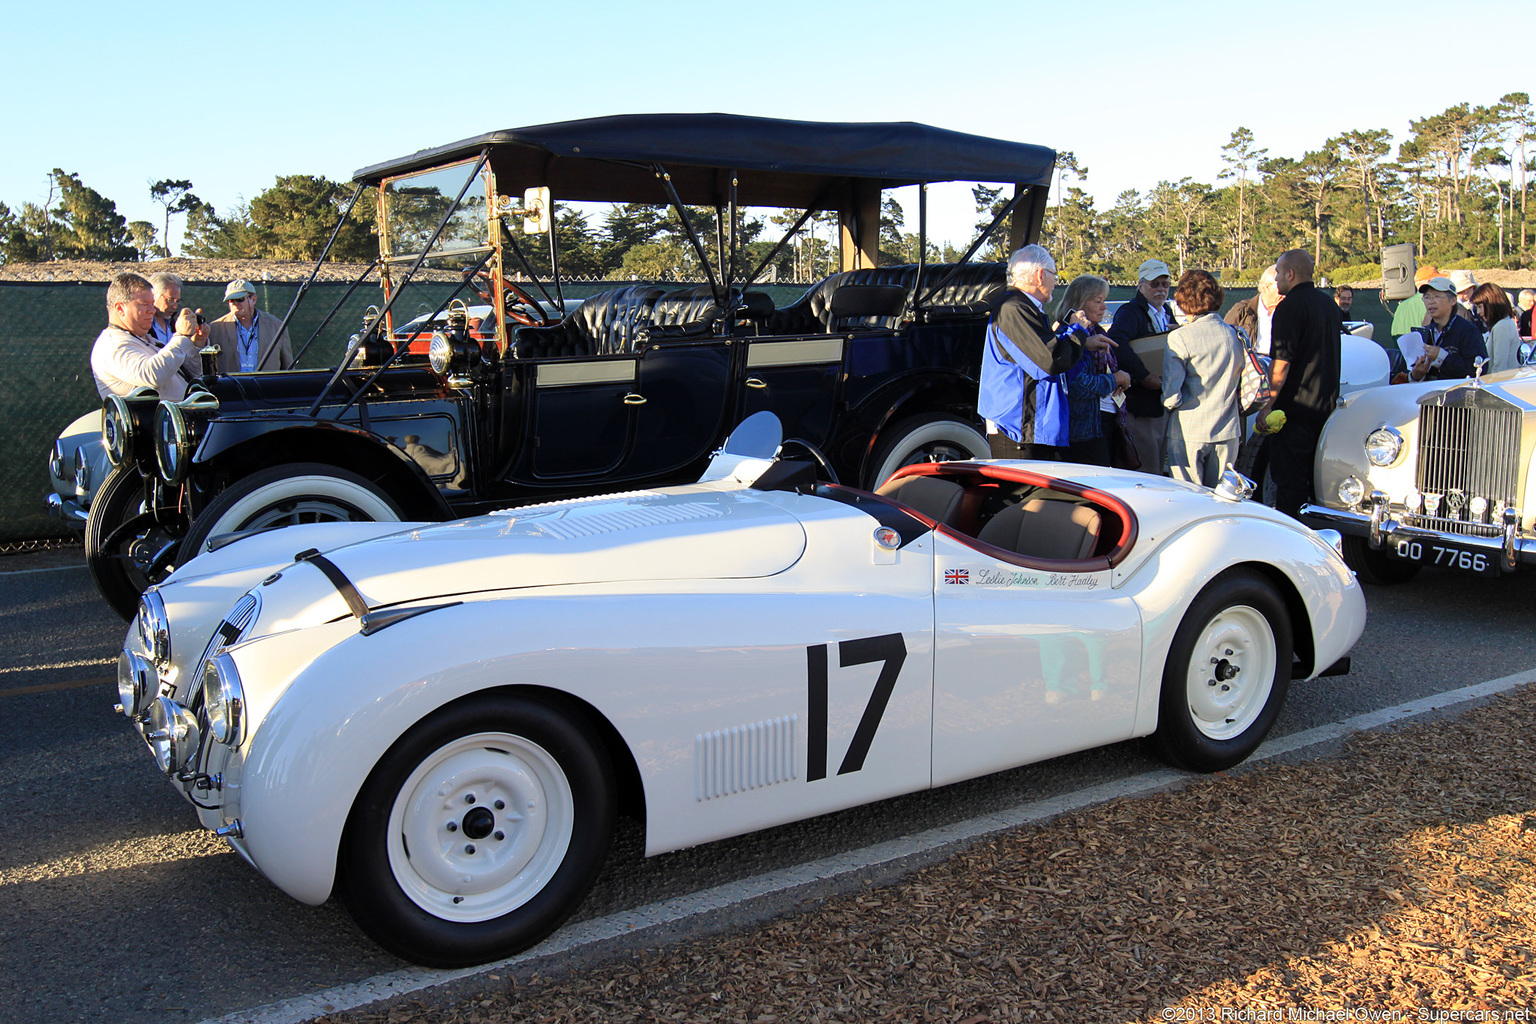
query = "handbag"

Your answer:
(1109, 414), (1141, 471)
(1236, 326), (1273, 415)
